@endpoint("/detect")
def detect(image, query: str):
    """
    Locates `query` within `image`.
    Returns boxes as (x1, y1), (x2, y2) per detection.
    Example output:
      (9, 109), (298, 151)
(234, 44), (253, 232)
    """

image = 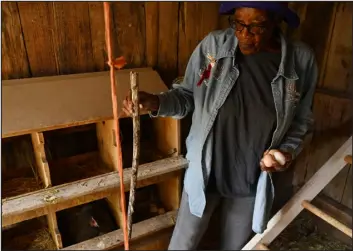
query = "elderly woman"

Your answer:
(123, 2), (317, 250)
